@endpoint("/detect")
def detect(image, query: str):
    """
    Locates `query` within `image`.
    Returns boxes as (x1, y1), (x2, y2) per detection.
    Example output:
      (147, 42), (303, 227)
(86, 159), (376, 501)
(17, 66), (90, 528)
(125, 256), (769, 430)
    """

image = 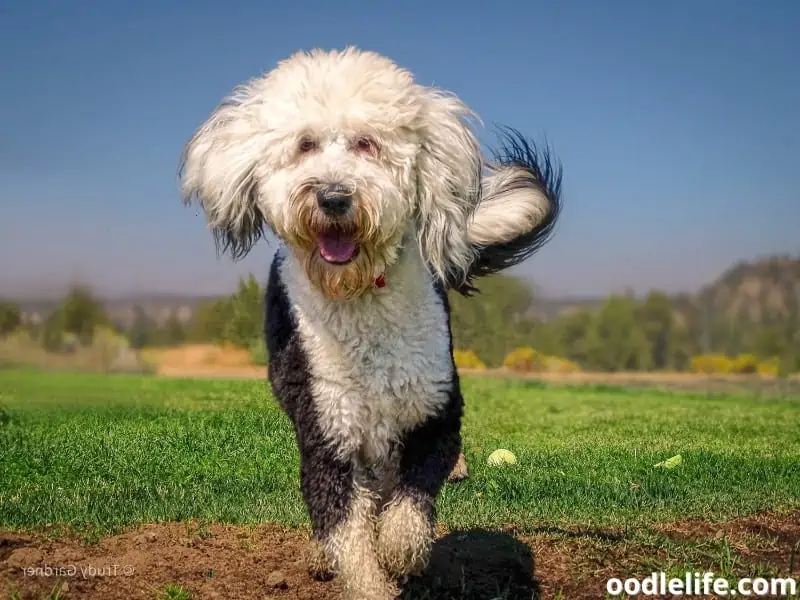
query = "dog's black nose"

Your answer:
(316, 184), (353, 217)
